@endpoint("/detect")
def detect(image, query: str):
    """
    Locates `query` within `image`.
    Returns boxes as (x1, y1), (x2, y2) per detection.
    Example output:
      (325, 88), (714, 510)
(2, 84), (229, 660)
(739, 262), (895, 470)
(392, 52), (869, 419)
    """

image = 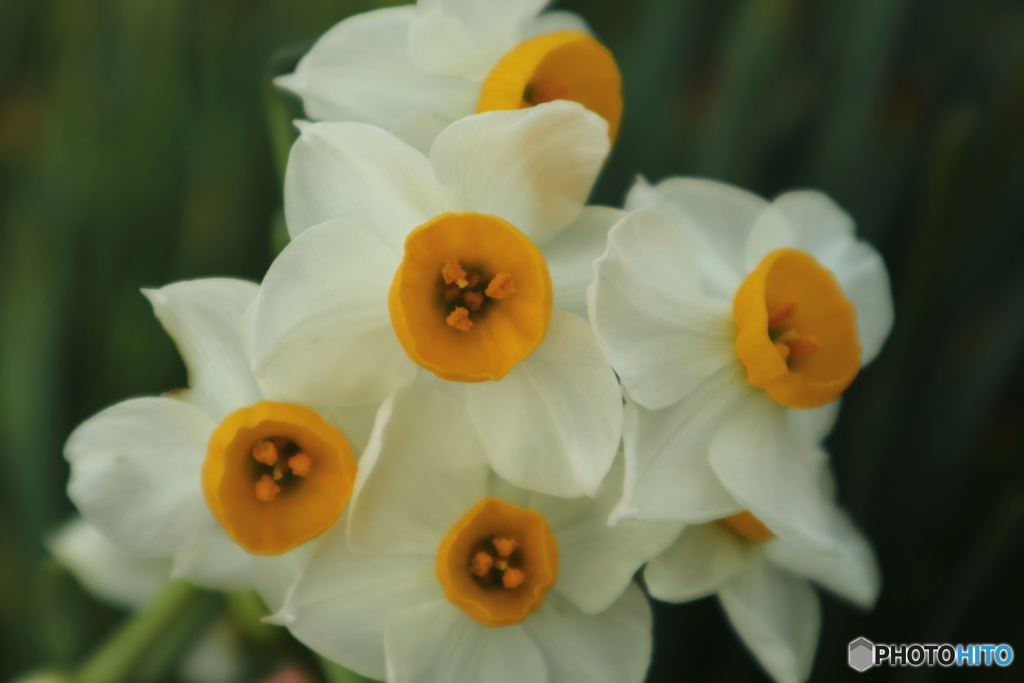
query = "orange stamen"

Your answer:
(287, 453), (311, 477)
(254, 475), (280, 502)
(442, 260), (467, 286)
(446, 307), (473, 331)
(485, 273), (516, 299)
(493, 537), (519, 557)
(502, 568), (526, 589)
(768, 301), (798, 327)
(469, 552), (493, 577)
(774, 343), (791, 360)
(462, 290), (484, 311)
(788, 336), (821, 359)
(252, 440), (278, 466)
